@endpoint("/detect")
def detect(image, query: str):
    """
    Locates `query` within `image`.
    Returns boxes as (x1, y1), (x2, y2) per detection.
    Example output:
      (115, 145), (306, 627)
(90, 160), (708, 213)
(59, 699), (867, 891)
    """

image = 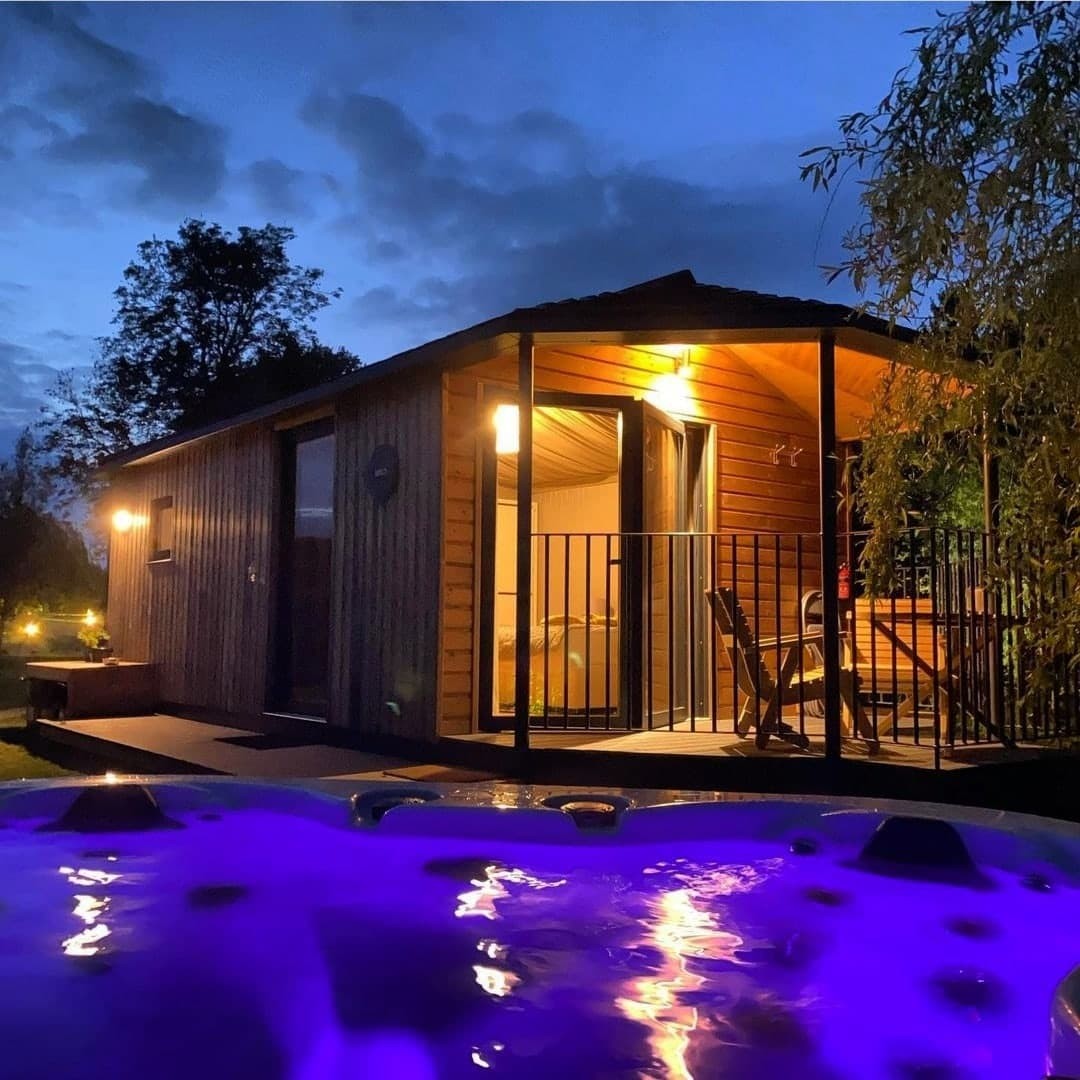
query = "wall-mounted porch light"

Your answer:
(21, 620), (40, 641)
(644, 345), (695, 416)
(111, 509), (147, 533)
(83, 609), (99, 628)
(654, 343), (692, 375)
(493, 403), (519, 455)
(646, 373), (693, 417)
